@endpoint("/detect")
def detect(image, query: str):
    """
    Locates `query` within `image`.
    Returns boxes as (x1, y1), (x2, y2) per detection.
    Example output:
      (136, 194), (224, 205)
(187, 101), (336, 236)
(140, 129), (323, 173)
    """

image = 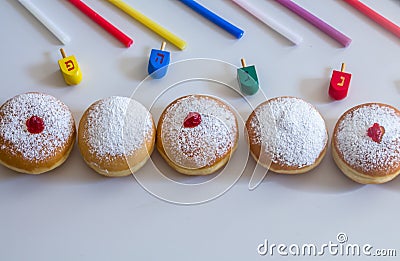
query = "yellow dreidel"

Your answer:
(58, 48), (82, 85)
